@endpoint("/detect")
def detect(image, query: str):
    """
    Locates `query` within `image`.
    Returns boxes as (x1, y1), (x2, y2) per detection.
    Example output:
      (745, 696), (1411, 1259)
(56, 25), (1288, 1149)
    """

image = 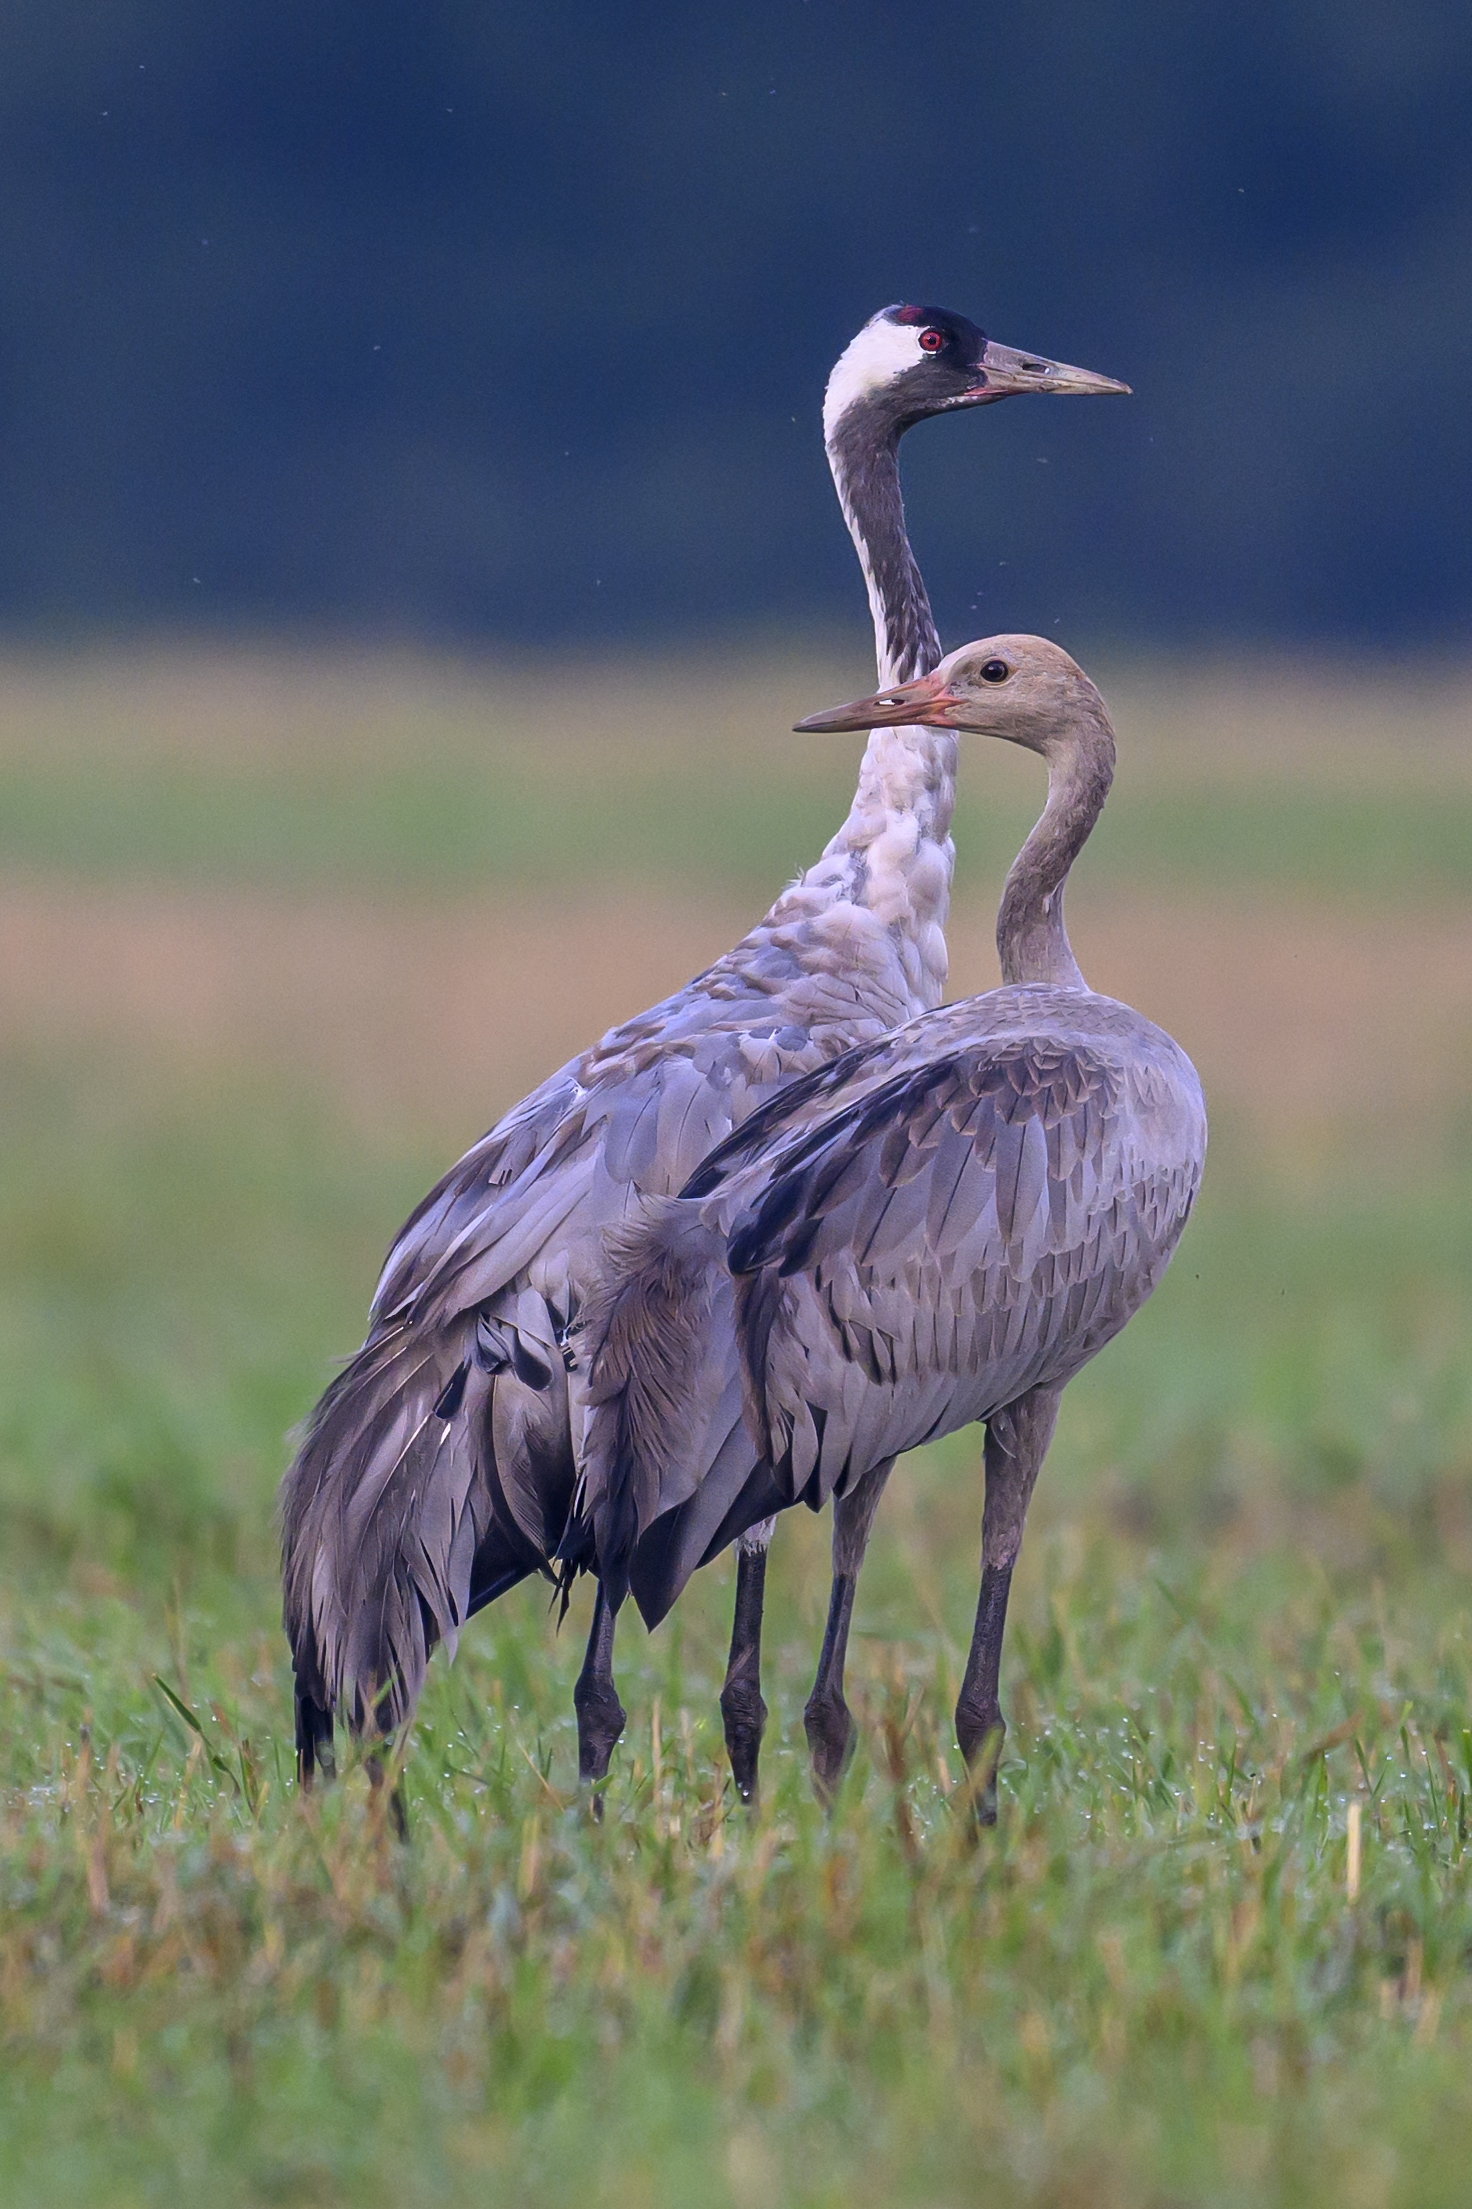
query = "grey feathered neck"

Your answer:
(752, 394), (958, 1014)
(996, 704), (1116, 991)
(825, 394), (942, 686)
